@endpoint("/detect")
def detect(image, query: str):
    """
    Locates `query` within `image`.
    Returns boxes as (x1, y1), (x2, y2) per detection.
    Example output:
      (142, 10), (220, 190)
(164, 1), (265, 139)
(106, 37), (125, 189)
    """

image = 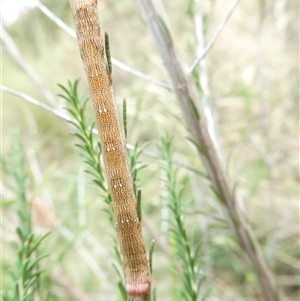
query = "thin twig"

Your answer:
(36, 1), (77, 38)
(1, 85), (205, 177)
(35, 1), (171, 90)
(110, 58), (171, 90)
(1, 85), (72, 121)
(1, 28), (57, 107)
(188, 0), (242, 73)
